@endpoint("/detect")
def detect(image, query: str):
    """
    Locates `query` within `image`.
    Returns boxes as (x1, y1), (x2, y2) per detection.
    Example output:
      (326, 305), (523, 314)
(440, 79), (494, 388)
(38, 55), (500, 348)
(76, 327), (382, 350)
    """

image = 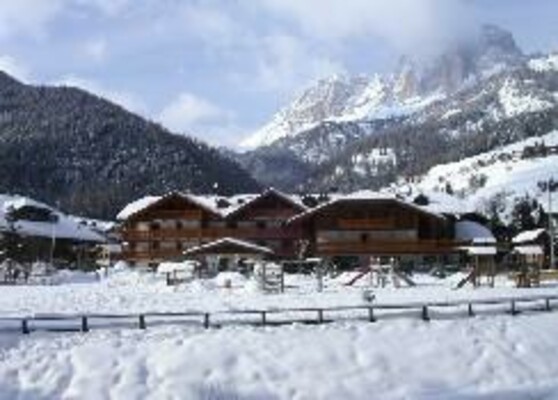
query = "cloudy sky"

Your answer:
(1, 0), (557, 147)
